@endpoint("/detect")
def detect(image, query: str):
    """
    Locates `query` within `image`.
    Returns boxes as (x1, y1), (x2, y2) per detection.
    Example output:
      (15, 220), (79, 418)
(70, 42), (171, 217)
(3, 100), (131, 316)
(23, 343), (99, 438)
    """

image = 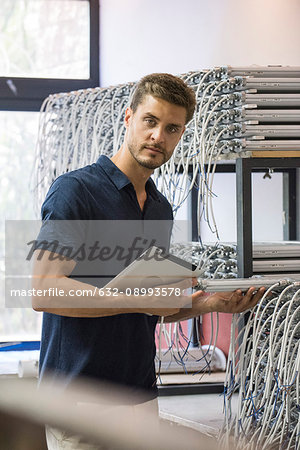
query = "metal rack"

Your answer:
(181, 156), (300, 396)
(236, 157), (300, 277)
(191, 156), (300, 277)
